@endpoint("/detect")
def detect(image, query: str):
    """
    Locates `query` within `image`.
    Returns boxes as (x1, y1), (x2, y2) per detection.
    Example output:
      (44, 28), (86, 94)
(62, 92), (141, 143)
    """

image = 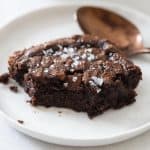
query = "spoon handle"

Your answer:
(127, 48), (150, 57)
